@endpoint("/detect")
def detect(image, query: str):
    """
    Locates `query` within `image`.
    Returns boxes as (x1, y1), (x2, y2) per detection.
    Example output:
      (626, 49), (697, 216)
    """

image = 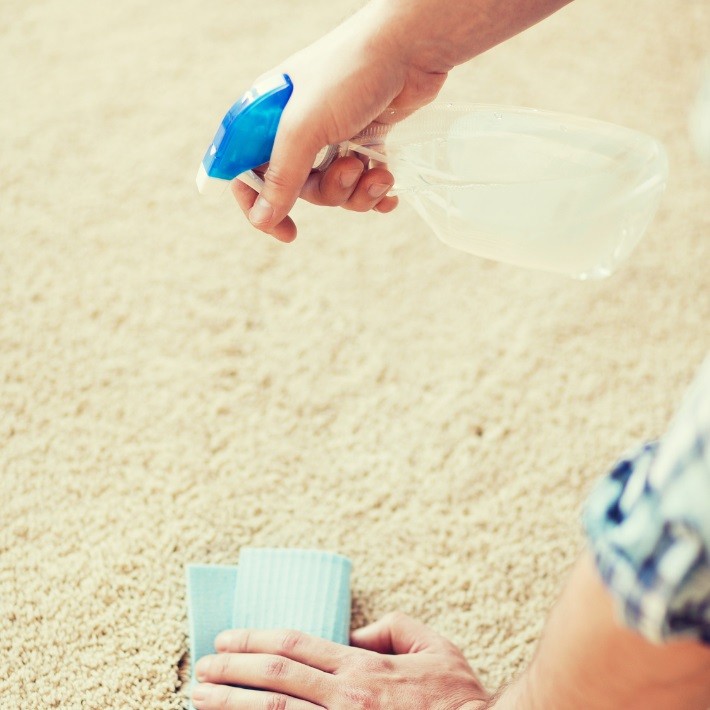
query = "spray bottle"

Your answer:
(197, 74), (668, 280)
